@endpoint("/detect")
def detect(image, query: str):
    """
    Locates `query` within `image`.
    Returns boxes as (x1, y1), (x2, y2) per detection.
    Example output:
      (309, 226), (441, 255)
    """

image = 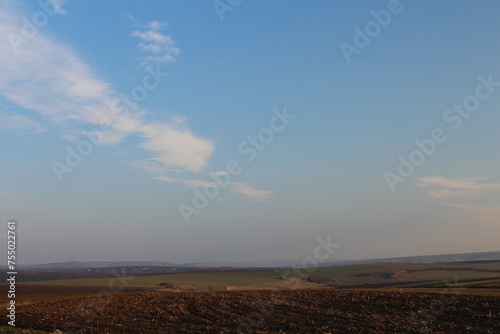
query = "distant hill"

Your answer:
(296, 260), (500, 289)
(8, 250), (500, 269)
(17, 261), (178, 269)
(212, 251), (500, 268)
(374, 251), (500, 264)
(315, 250), (500, 268)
